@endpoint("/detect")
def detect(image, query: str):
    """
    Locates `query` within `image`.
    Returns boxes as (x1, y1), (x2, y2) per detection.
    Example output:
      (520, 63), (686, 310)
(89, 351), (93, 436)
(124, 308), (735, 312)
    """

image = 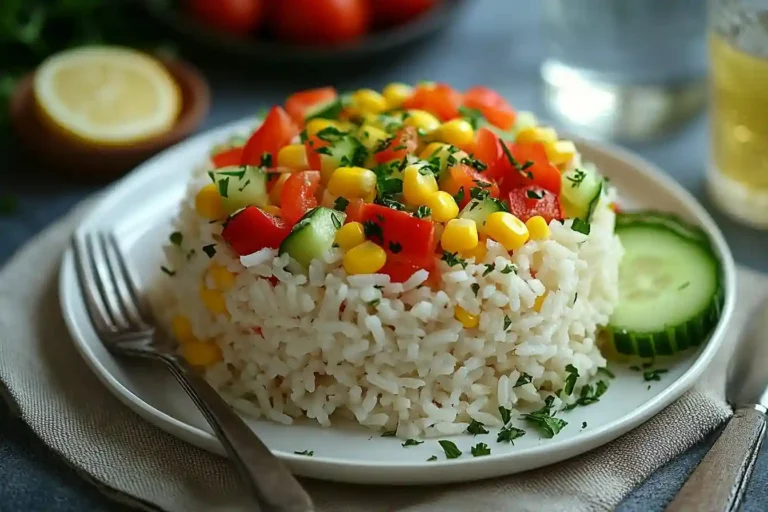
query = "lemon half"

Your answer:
(33, 46), (181, 146)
